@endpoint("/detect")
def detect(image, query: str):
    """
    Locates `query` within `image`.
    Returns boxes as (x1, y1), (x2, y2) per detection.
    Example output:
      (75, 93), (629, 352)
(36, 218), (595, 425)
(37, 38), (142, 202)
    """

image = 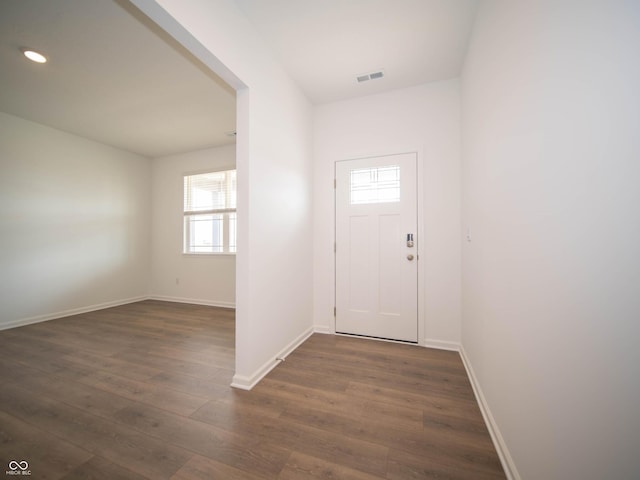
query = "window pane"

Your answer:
(184, 170), (236, 212)
(228, 212), (237, 253)
(350, 165), (400, 204)
(185, 214), (223, 253)
(183, 169), (237, 254)
(228, 171), (237, 209)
